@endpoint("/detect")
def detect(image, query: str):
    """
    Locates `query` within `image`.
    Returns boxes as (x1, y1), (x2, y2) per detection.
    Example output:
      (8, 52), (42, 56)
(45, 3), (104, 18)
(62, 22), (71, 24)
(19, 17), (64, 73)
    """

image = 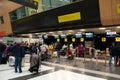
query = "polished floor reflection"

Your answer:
(0, 58), (120, 80)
